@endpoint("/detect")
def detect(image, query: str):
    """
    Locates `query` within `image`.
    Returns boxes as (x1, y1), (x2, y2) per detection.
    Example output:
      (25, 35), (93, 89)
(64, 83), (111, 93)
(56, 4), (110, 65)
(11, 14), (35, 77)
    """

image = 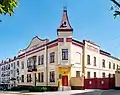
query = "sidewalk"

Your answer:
(0, 89), (98, 95)
(22, 89), (97, 95)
